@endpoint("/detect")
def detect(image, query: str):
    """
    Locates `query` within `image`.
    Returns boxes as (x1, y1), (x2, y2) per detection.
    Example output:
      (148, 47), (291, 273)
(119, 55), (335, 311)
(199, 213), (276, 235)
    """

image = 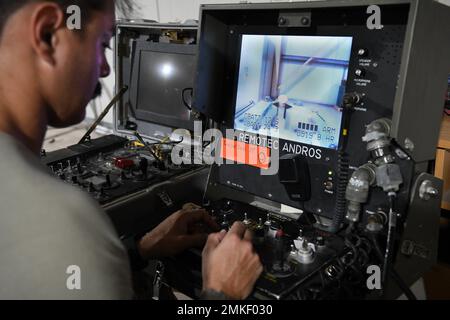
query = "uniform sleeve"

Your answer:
(0, 186), (133, 300)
